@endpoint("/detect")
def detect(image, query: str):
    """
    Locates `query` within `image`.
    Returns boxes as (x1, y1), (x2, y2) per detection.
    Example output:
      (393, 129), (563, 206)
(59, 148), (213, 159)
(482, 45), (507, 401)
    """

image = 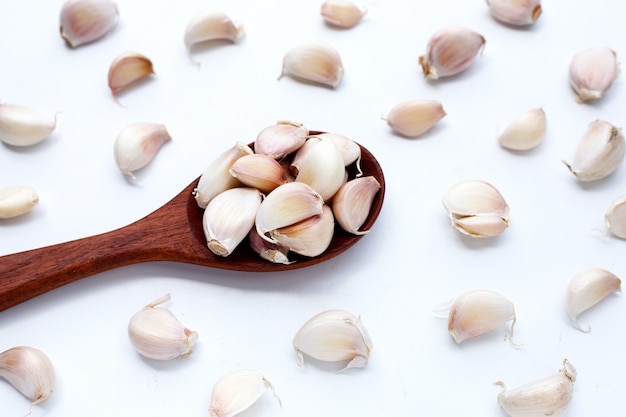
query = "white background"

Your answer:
(1, 0), (625, 416)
